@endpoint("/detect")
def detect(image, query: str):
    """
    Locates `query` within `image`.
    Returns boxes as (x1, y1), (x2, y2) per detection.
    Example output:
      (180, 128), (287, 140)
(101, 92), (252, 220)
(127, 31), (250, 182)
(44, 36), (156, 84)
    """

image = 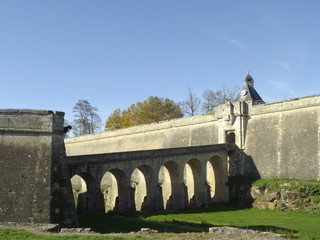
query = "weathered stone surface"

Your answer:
(60, 228), (91, 233)
(250, 186), (263, 199)
(265, 192), (280, 202)
(139, 228), (158, 233)
(240, 185), (319, 211)
(208, 227), (286, 239)
(69, 144), (231, 213)
(0, 110), (77, 226)
(66, 94), (320, 180)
